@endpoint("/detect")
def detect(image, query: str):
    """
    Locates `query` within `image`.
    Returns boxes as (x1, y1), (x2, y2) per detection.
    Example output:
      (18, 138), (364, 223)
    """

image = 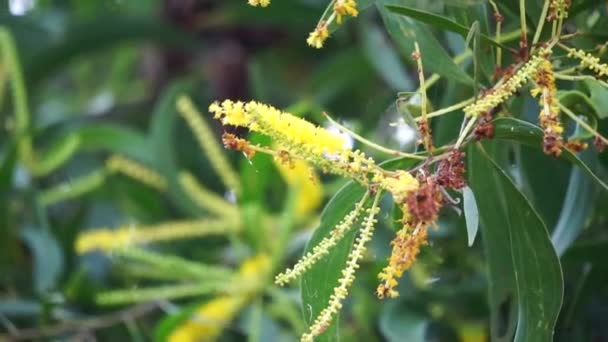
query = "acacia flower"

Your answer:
(302, 191), (381, 342)
(274, 192), (369, 286)
(377, 222), (428, 299)
(334, 0), (358, 25)
(531, 54), (565, 156)
(565, 47), (608, 78)
(307, 23), (330, 49)
(464, 52), (546, 117)
(75, 218), (238, 254)
(168, 255), (270, 342)
(209, 100), (379, 182)
(247, 0), (271, 7)
(106, 155), (167, 191)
